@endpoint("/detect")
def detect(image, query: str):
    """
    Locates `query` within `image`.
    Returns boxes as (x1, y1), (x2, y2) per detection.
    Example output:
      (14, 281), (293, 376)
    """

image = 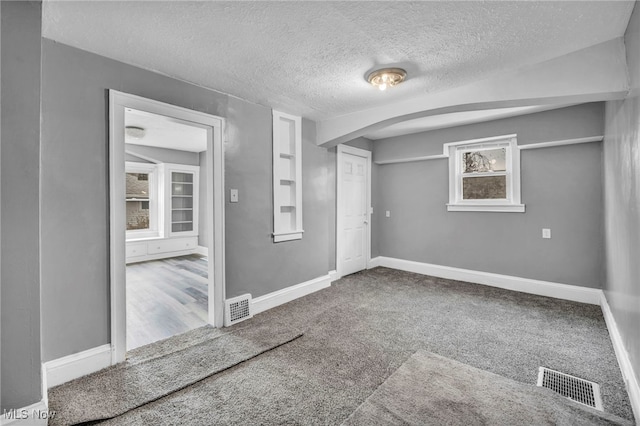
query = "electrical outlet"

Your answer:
(230, 189), (239, 203)
(385, 211), (391, 218)
(542, 228), (551, 239)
